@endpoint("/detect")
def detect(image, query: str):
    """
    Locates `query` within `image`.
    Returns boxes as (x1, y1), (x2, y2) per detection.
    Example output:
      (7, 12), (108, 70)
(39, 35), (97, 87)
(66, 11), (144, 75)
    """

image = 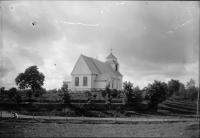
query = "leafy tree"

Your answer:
(186, 79), (198, 101)
(101, 89), (106, 98)
(105, 85), (112, 106)
(58, 83), (71, 104)
(146, 80), (168, 107)
(132, 86), (143, 105)
(0, 87), (5, 92)
(84, 91), (92, 102)
(186, 78), (195, 89)
(0, 87), (6, 99)
(123, 81), (134, 105)
(34, 87), (46, 98)
(168, 79), (180, 96)
(93, 94), (97, 99)
(178, 83), (186, 97)
(8, 87), (17, 99)
(111, 89), (118, 98)
(14, 92), (22, 108)
(26, 89), (32, 98)
(15, 66), (45, 93)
